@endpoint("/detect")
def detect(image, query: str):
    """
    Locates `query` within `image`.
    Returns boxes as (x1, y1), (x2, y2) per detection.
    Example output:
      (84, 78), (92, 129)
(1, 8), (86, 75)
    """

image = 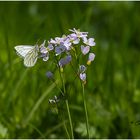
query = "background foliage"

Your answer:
(0, 1), (140, 138)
